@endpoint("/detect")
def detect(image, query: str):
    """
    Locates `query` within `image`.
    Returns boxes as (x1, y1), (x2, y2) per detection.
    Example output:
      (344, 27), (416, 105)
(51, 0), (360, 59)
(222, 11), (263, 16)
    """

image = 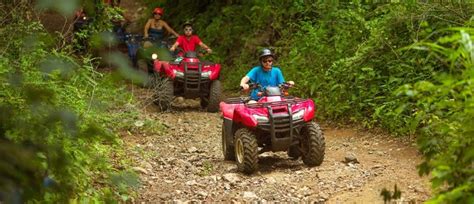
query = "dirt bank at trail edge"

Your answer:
(121, 87), (431, 203)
